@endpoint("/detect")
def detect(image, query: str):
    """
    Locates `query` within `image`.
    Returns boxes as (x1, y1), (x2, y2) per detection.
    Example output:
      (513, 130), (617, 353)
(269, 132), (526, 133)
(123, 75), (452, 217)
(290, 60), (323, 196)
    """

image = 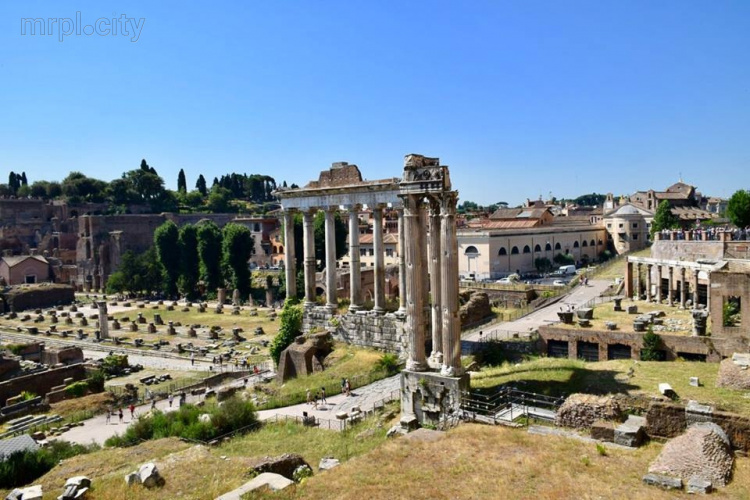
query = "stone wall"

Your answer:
(709, 270), (750, 338)
(2, 283), (75, 311)
(646, 400), (750, 452)
(651, 239), (750, 262)
(303, 306), (407, 355)
(538, 326), (749, 362)
(0, 363), (86, 406)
